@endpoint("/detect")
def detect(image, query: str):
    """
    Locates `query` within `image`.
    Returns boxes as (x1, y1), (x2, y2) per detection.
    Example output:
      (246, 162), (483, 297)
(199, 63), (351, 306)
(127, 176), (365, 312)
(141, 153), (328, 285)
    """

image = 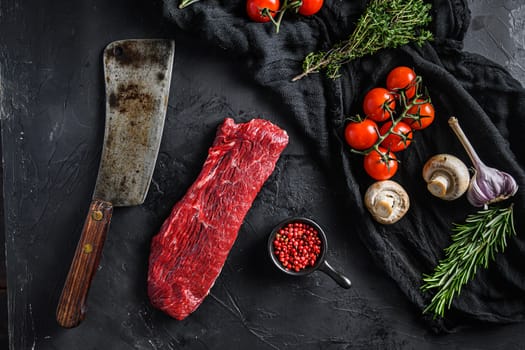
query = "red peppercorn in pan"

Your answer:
(272, 222), (323, 272)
